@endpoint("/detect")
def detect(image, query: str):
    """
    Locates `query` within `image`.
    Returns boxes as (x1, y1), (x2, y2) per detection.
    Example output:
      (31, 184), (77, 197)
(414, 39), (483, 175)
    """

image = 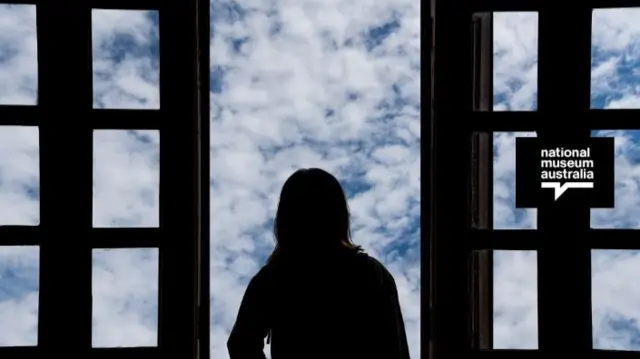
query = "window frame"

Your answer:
(430, 0), (640, 358)
(0, 1), (210, 359)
